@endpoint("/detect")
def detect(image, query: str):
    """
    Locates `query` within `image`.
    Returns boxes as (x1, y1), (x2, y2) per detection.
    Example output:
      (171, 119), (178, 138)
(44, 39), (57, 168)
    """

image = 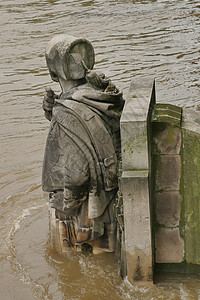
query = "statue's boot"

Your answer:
(50, 207), (78, 255)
